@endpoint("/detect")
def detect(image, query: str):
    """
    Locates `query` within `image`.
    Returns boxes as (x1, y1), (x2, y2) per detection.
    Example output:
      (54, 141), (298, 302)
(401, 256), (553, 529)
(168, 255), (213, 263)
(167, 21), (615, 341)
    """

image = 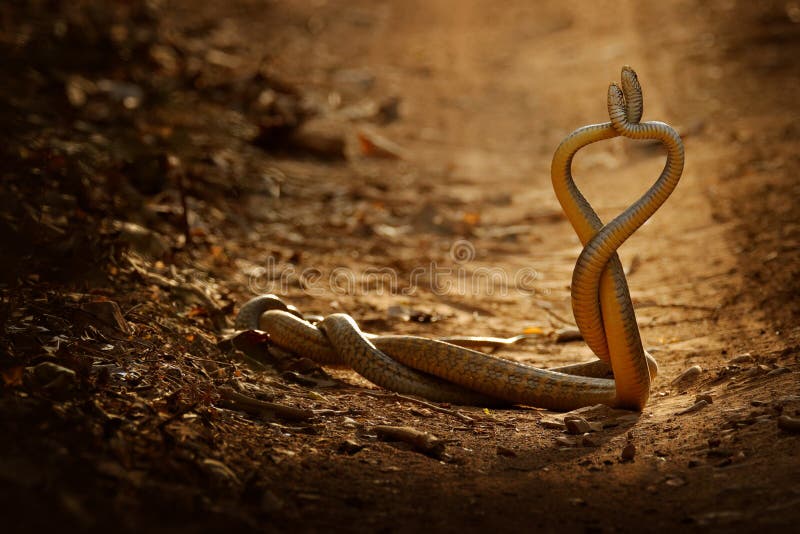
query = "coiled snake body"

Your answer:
(235, 67), (684, 411)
